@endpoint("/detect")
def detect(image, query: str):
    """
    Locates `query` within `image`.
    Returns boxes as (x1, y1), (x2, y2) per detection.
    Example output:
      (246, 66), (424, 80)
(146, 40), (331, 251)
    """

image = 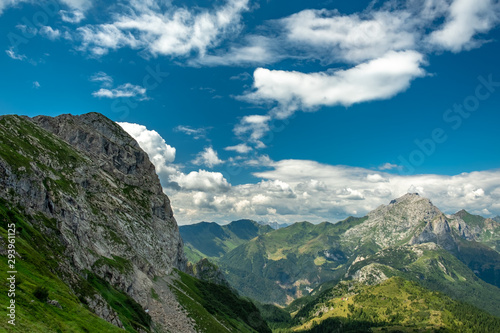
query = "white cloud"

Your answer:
(174, 125), (208, 140)
(119, 121), (231, 196)
(378, 162), (400, 170)
(5, 47), (26, 61)
(39, 26), (61, 40)
(428, 0), (500, 52)
(225, 143), (252, 154)
(92, 83), (148, 100)
(116, 121), (500, 225)
(234, 114), (271, 144)
(282, 9), (417, 63)
(193, 35), (278, 66)
(32, 81), (40, 89)
(0, 0), (30, 15)
(170, 170), (230, 192)
(77, 0), (249, 57)
(117, 122), (176, 172)
(60, 9), (85, 24)
(90, 71), (113, 87)
(238, 50), (426, 142)
(192, 147), (224, 168)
